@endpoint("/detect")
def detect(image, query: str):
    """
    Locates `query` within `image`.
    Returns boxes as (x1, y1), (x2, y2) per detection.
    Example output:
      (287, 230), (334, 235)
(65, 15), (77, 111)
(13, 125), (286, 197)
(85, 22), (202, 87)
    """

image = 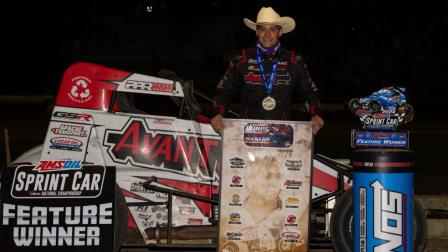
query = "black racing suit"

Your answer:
(211, 47), (321, 120)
